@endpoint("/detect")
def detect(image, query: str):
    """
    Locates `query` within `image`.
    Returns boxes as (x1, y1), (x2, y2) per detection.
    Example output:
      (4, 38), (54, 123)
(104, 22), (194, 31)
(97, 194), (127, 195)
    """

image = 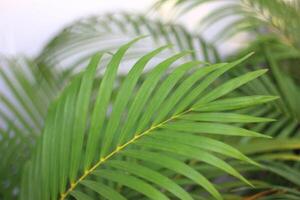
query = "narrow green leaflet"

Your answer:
(163, 121), (271, 138)
(106, 160), (193, 200)
(81, 180), (126, 200)
(195, 95), (278, 112)
(180, 112), (275, 123)
(93, 170), (169, 200)
(84, 37), (143, 170)
(69, 53), (102, 182)
(70, 190), (93, 200)
(122, 149), (222, 200)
